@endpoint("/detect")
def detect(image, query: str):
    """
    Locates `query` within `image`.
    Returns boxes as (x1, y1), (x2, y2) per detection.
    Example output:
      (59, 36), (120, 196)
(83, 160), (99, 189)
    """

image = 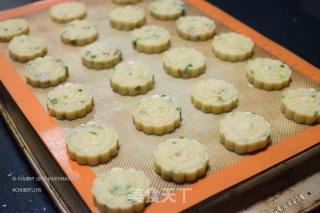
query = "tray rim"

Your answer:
(0, 0), (320, 212)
